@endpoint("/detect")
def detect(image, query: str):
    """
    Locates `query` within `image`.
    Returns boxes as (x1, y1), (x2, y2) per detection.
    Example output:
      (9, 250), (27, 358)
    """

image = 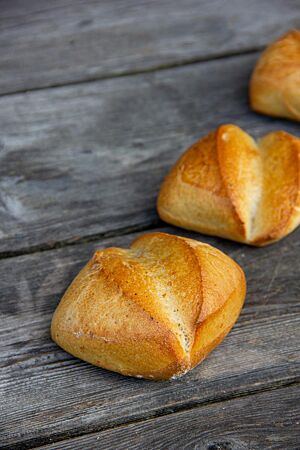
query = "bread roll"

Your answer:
(157, 124), (300, 246)
(250, 30), (300, 121)
(51, 232), (246, 380)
